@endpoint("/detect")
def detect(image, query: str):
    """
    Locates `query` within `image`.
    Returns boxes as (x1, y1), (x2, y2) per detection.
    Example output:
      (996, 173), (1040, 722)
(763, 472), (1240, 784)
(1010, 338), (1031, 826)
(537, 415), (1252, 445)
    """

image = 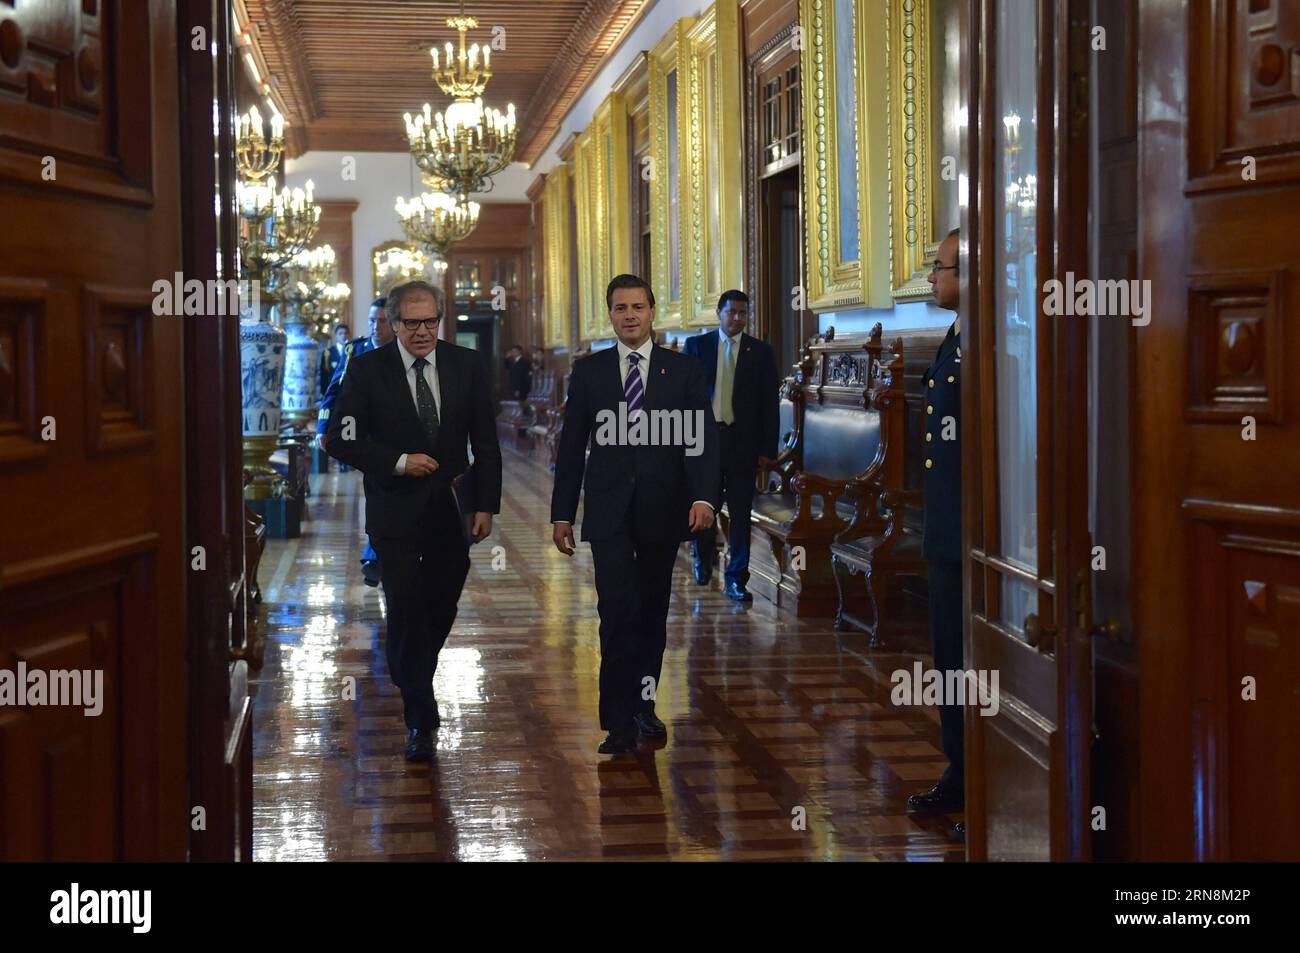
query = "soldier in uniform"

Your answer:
(907, 228), (966, 840)
(318, 297), (394, 586)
